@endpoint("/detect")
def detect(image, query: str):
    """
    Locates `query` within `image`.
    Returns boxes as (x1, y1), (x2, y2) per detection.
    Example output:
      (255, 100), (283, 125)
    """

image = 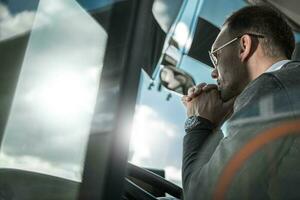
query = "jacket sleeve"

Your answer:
(182, 117), (223, 198)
